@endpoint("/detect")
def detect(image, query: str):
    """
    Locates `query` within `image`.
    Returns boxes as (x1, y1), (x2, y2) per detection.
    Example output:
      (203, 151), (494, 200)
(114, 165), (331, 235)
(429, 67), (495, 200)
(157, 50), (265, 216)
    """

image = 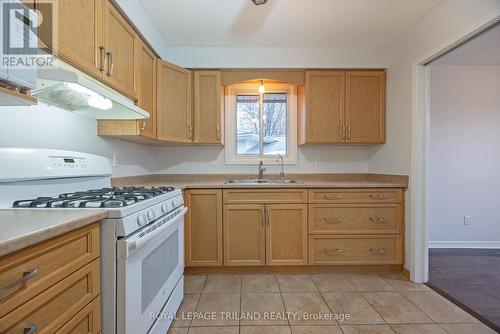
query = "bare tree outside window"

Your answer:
(236, 93), (287, 155)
